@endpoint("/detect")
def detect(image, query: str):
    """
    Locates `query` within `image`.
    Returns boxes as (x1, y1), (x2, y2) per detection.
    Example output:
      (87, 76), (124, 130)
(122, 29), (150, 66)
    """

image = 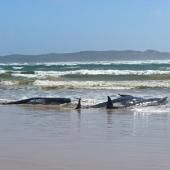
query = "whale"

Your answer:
(89, 95), (132, 108)
(134, 96), (168, 107)
(75, 94), (168, 109)
(75, 95), (126, 109)
(107, 94), (168, 108)
(2, 95), (168, 108)
(2, 97), (71, 105)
